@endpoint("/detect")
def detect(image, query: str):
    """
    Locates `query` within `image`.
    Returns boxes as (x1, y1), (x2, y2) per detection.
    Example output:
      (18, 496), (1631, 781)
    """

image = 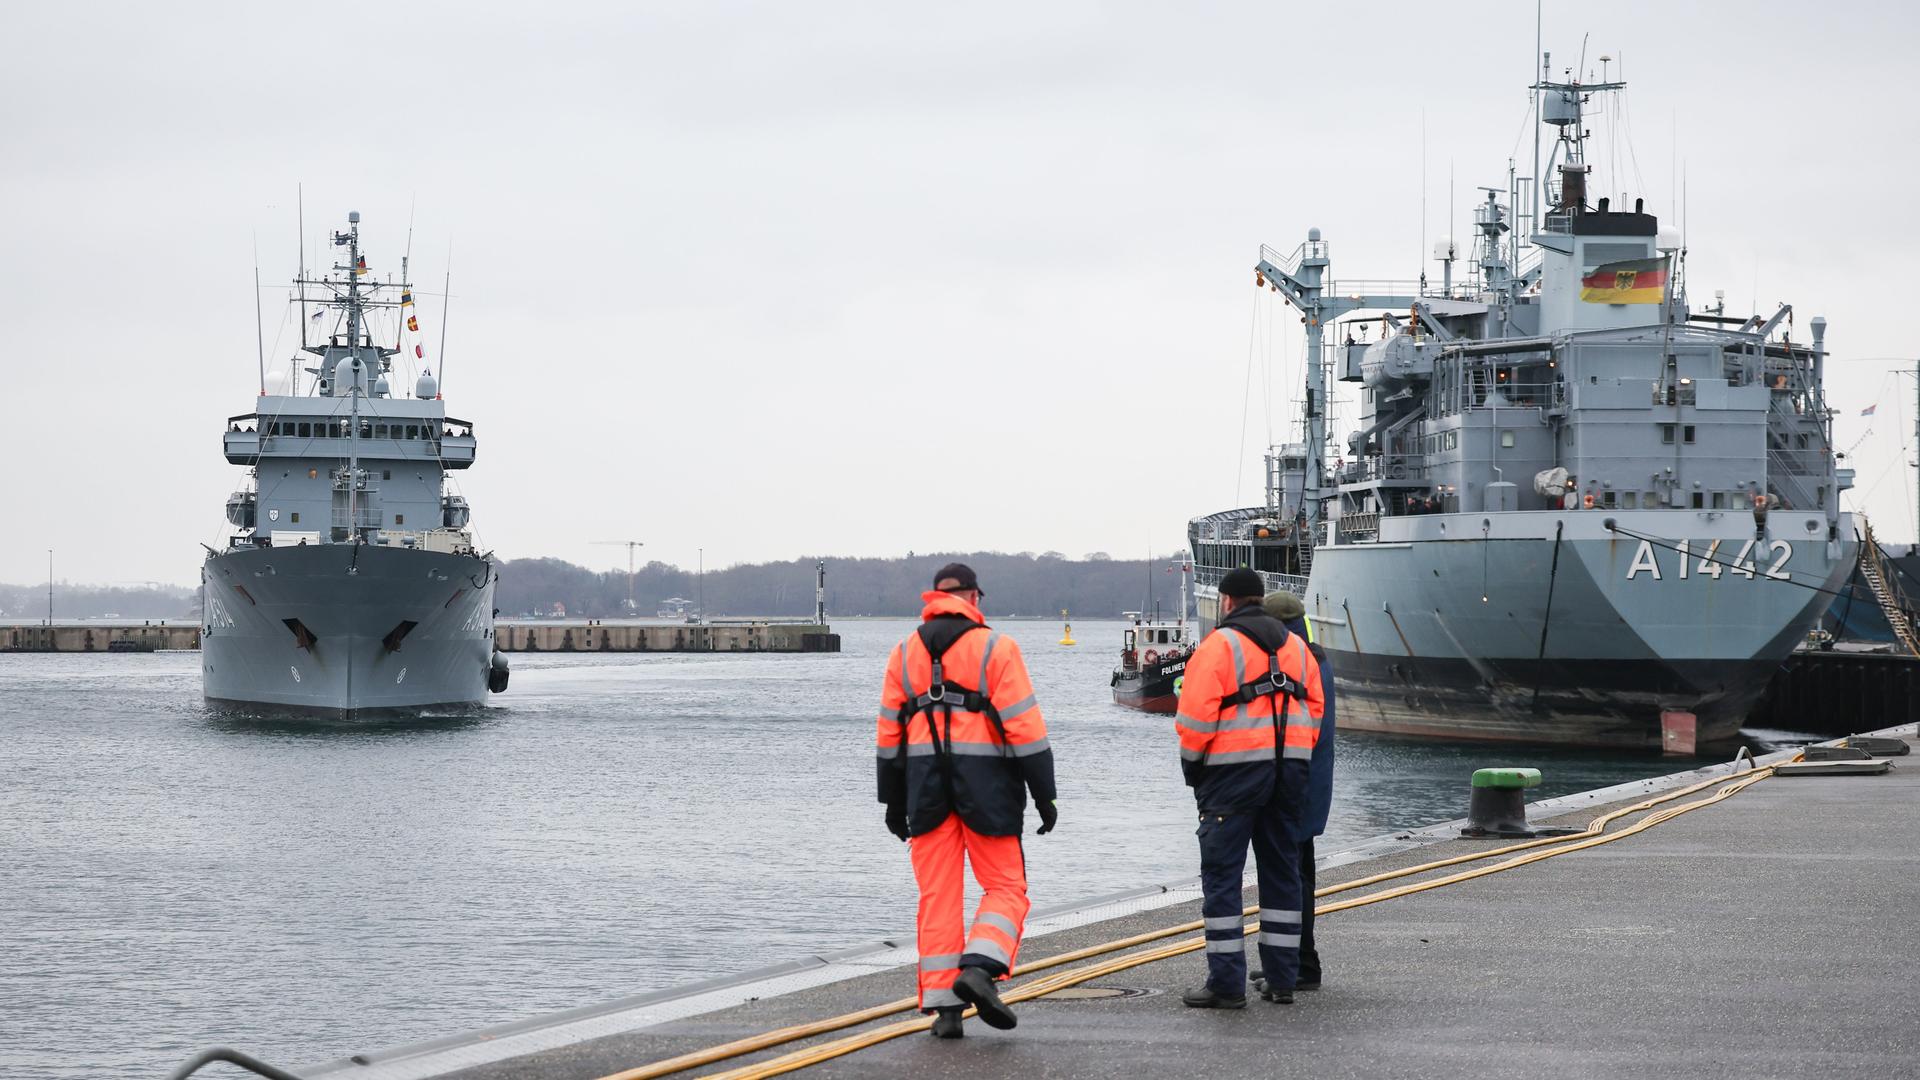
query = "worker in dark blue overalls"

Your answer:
(1258, 589), (1335, 993)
